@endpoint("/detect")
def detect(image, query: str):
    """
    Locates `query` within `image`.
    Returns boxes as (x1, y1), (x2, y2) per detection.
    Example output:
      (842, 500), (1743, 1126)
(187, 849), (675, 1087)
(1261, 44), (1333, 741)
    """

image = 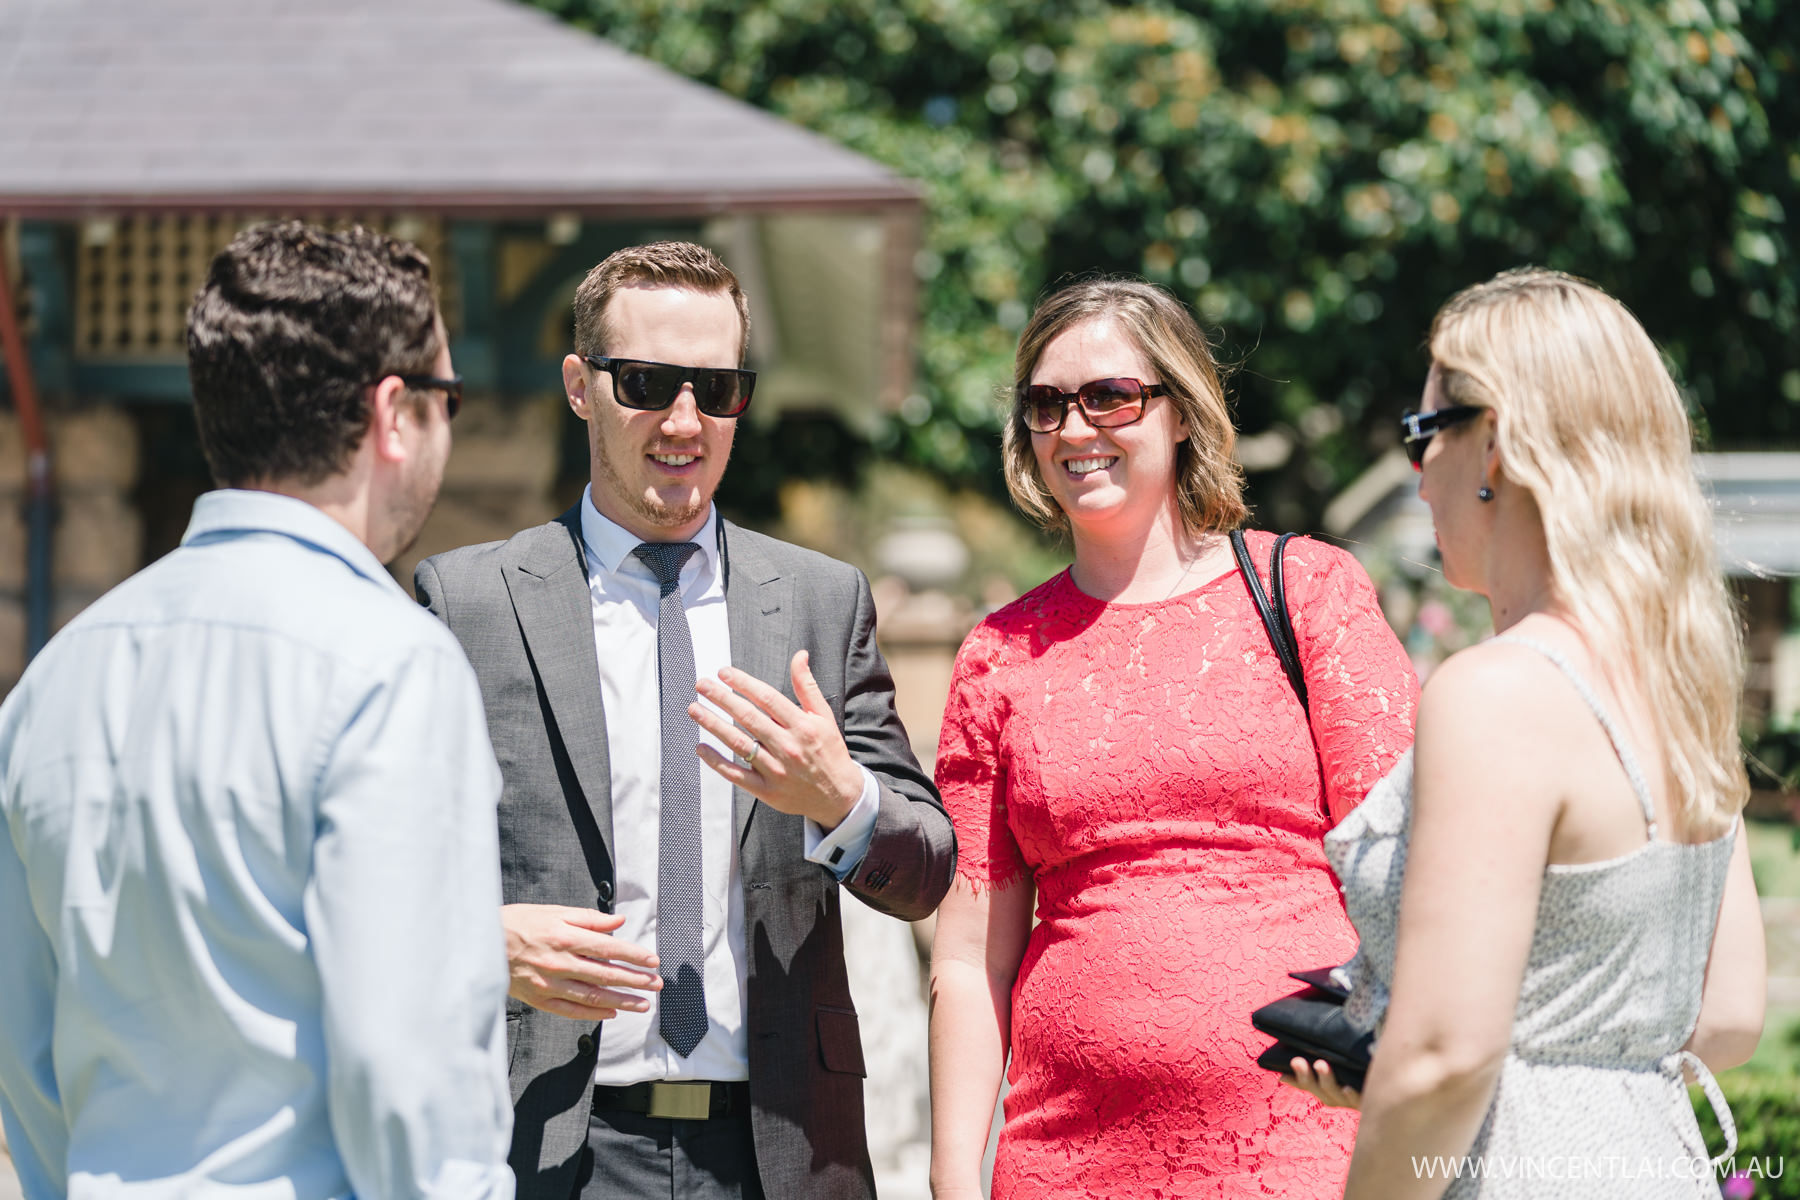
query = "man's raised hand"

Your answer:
(691, 650), (863, 830)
